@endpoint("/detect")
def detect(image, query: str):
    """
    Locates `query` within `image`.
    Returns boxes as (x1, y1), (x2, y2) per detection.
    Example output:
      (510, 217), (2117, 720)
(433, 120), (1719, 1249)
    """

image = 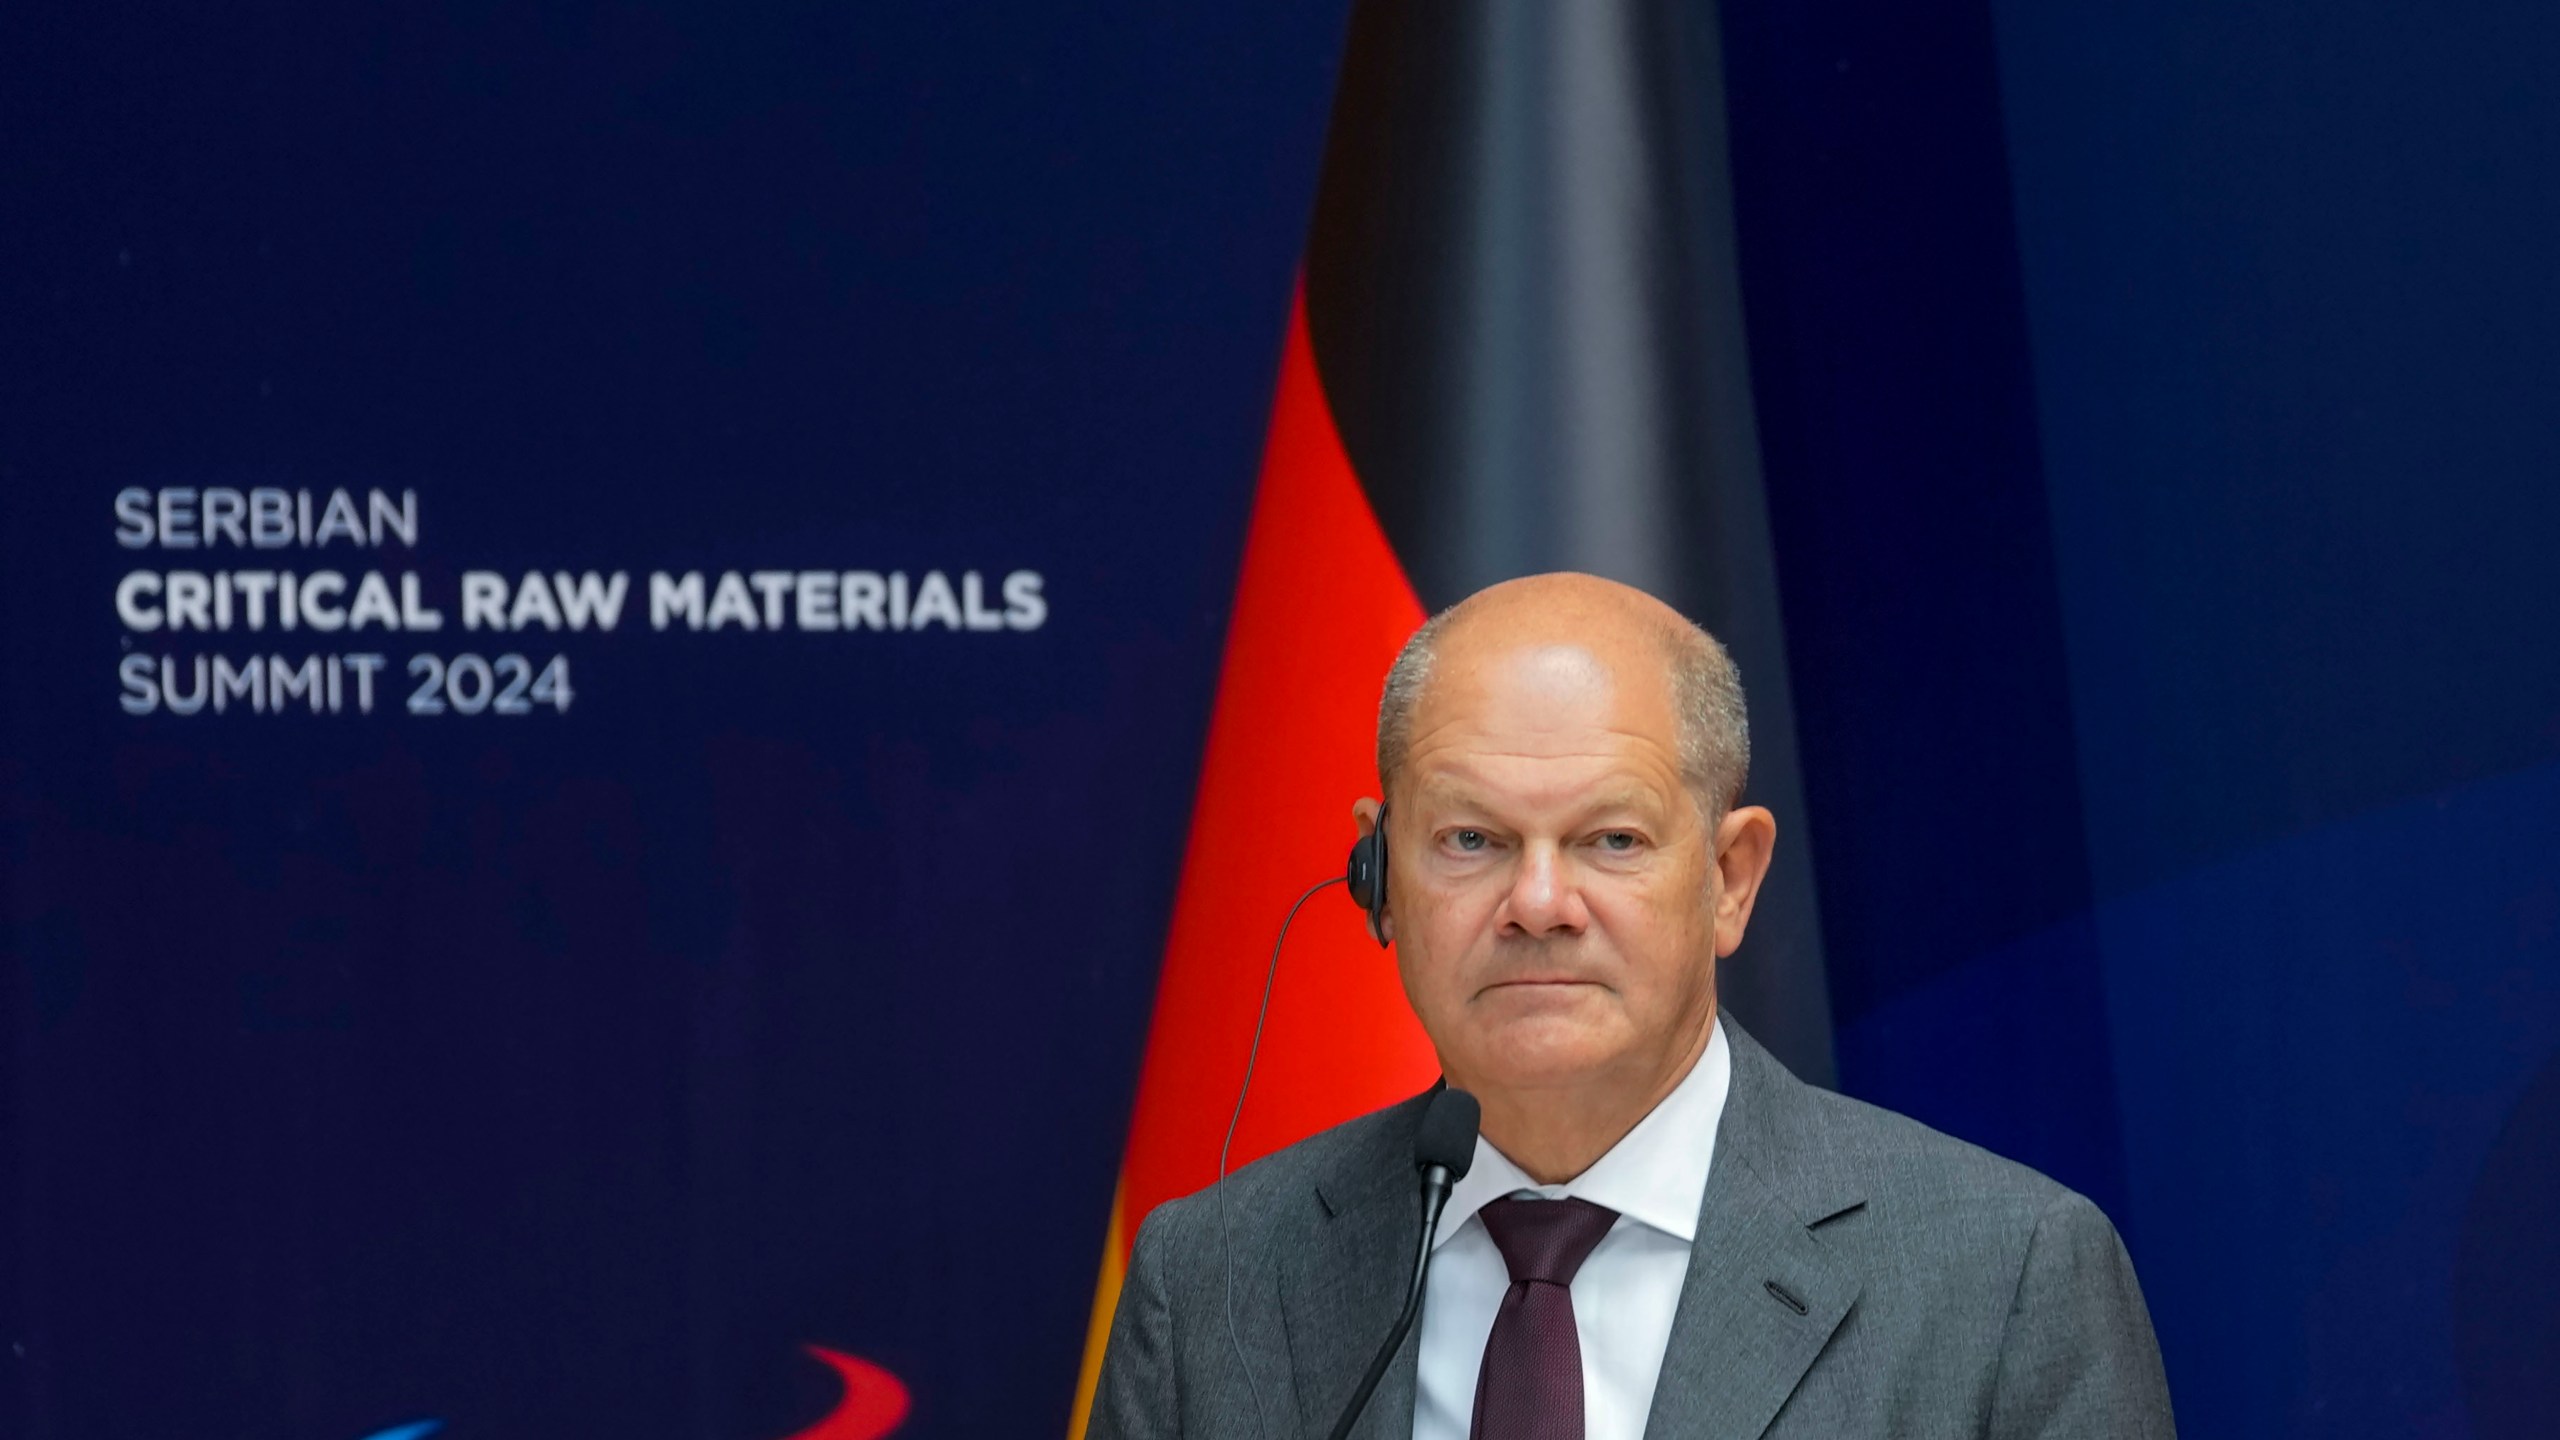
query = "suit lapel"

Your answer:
(1280, 1096), (1432, 1439)
(1643, 1021), (1863, 1440)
